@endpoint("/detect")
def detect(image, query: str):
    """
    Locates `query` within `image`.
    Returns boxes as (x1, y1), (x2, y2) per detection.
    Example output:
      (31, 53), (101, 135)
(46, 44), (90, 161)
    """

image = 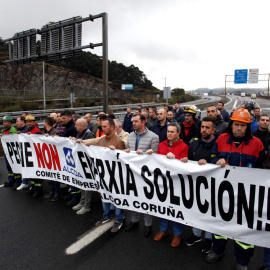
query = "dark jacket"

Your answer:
(17, 125), (28, 133)
(122, 113), (133, 133)
(151, 121), (168, 142)
(76, 128), (94, 140)
(44, 127), (59, 136)
(174, 107), (184, 120)
(188, 136), (216, 162)
(220, 109), (230, 123)
(214, 114), (228, 137)
(252, 129), (270, 152)
(180, 118), (201, 145)
(148, 116), (158, 126)
(62, 119), (77, 138)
